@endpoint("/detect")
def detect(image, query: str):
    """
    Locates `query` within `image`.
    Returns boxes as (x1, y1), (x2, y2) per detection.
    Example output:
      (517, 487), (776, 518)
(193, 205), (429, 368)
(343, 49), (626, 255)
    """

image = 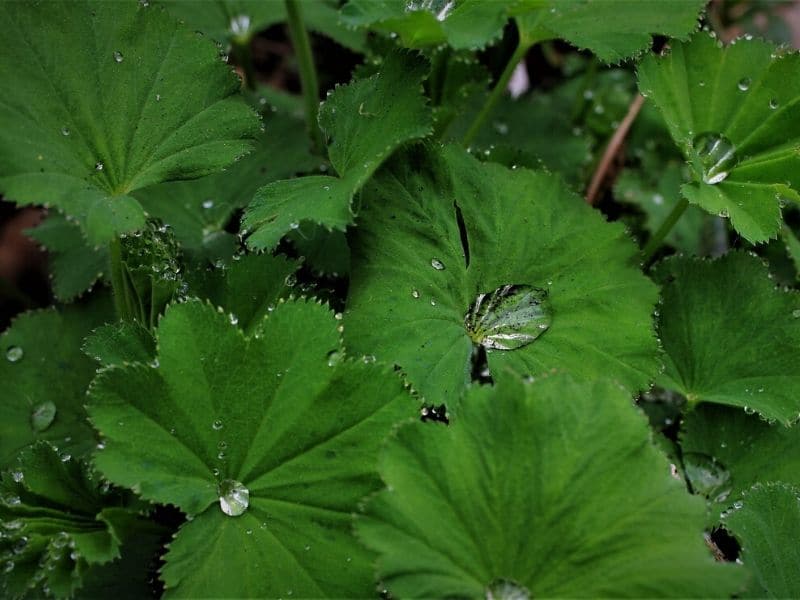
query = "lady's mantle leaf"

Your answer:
(356, 376), (743, 598)
(342, 0), (705, 60)
(655, 252), (800, 424)
(723, 483), (800, 598)
(0, 297), (113, 469)
(87, 300), (414, 597)
(243, 50), (433, 251)
(0, 0), (260, 245)
(680, 403), (800, 516)
(638, 34), (800, 242)
(0, 443), (134, 599)
(345, 145), (659, 404)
